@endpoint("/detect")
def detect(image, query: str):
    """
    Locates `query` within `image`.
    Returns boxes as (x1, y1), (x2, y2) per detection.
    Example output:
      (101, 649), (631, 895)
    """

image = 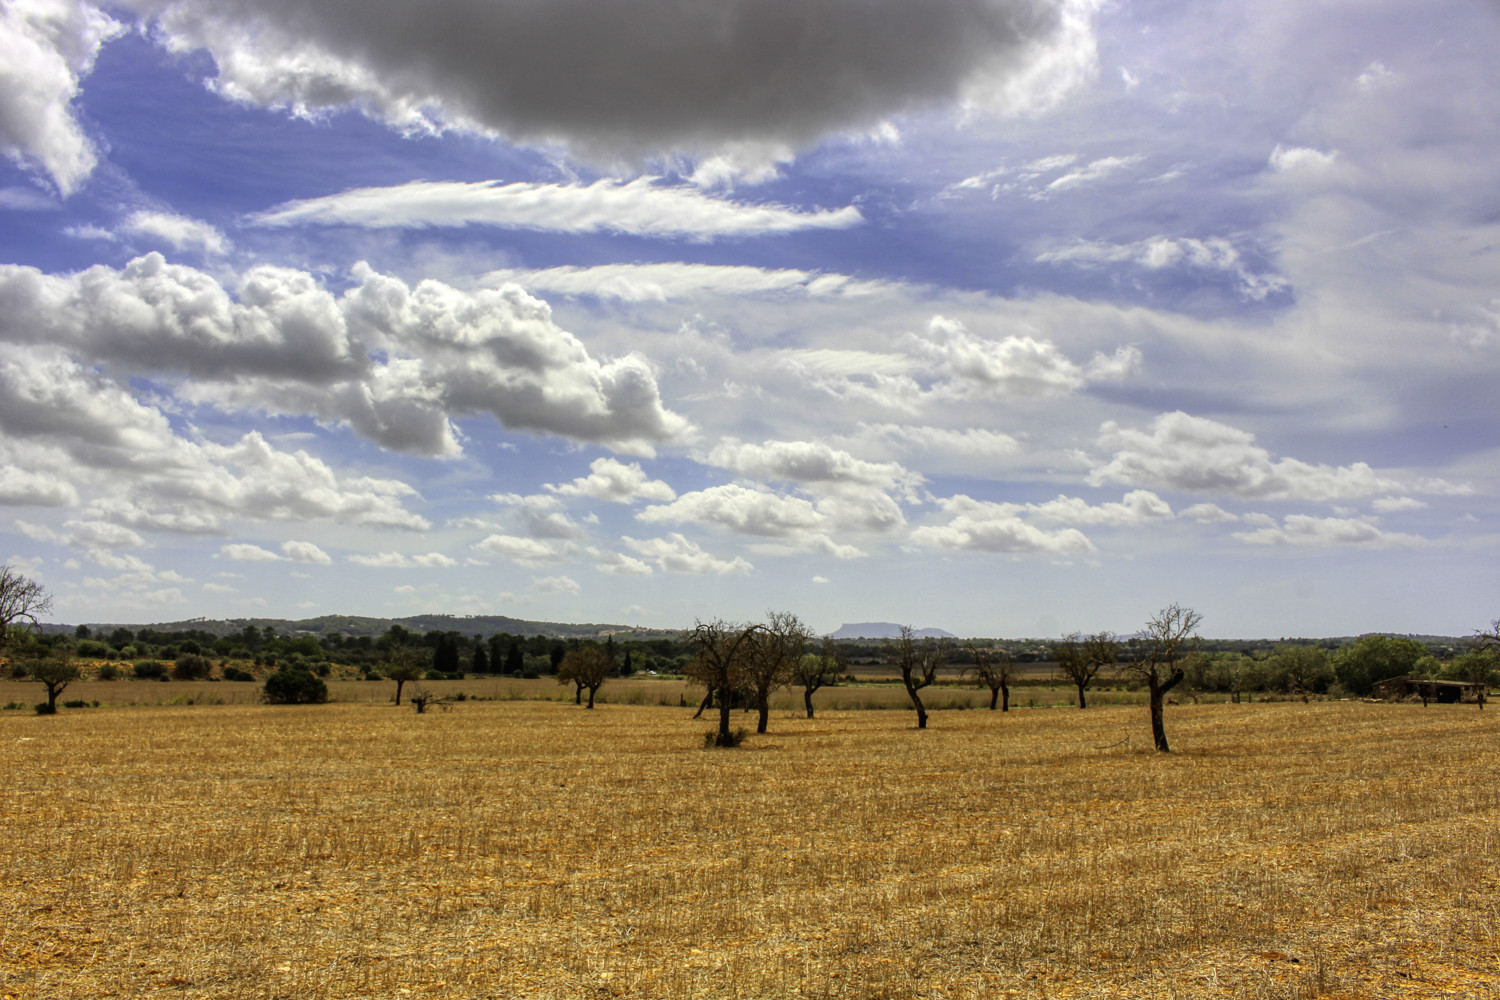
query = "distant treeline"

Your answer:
(5, 621), (1489, 700)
